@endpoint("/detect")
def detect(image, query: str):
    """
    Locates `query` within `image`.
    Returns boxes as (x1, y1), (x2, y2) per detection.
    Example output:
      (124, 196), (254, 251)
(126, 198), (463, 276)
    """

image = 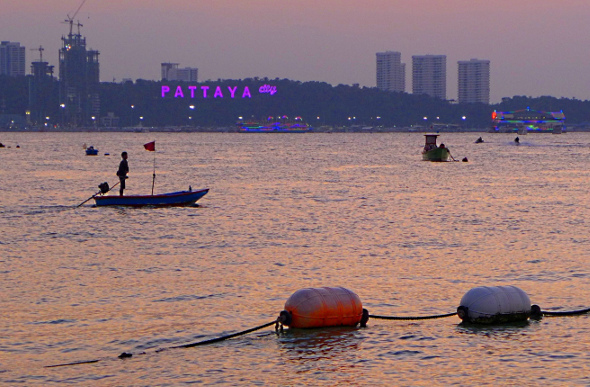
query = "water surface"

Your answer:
(1, 132), (589, 385)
